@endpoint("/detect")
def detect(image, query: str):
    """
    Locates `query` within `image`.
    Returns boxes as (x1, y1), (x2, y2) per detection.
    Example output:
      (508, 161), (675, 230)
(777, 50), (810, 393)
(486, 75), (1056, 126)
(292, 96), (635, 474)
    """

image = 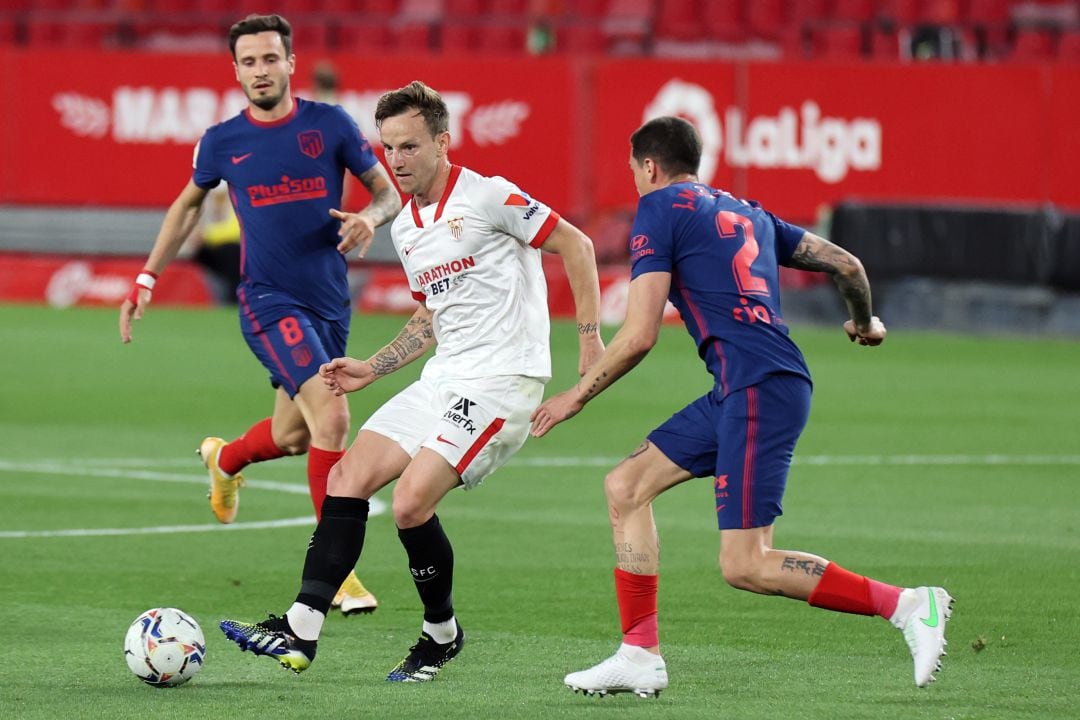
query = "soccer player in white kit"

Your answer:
(220, 80), (605, 682)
